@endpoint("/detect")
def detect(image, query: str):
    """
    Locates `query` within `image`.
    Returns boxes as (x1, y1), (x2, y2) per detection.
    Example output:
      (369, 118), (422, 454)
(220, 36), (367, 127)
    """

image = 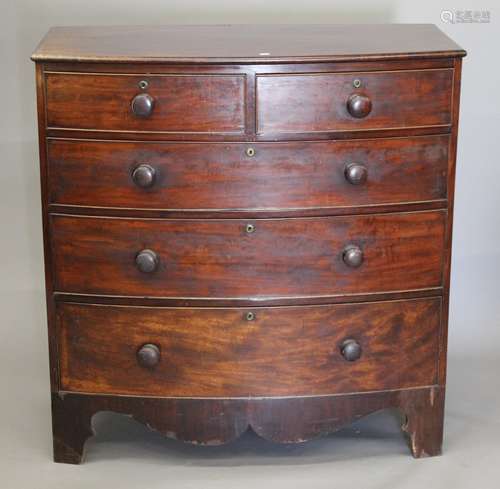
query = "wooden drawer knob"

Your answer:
(340, 339), (362, 362)
(135, 249), (158, 273)
(137, 343), (160, 368)
(132, 164), (156, 188)
(346, 94), (372, 118)
(344, 163), (368, 185)
(342, 245), (364, 268)
(131, 93), (155, 118)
